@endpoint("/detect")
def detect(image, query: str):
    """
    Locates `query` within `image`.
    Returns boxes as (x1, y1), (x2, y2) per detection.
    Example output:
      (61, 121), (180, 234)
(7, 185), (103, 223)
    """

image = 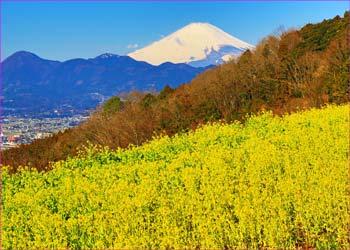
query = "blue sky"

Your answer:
(1, 1), (348, 61)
